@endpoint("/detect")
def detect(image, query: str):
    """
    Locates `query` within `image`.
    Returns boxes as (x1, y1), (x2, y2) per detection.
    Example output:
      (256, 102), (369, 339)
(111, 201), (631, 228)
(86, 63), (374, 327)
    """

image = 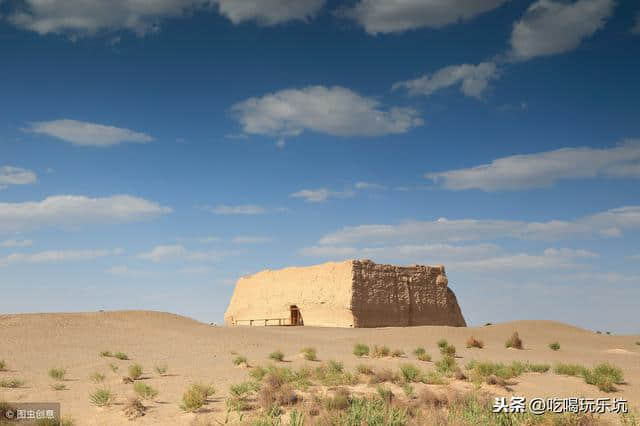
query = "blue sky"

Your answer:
(1, 0), (639, 332)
